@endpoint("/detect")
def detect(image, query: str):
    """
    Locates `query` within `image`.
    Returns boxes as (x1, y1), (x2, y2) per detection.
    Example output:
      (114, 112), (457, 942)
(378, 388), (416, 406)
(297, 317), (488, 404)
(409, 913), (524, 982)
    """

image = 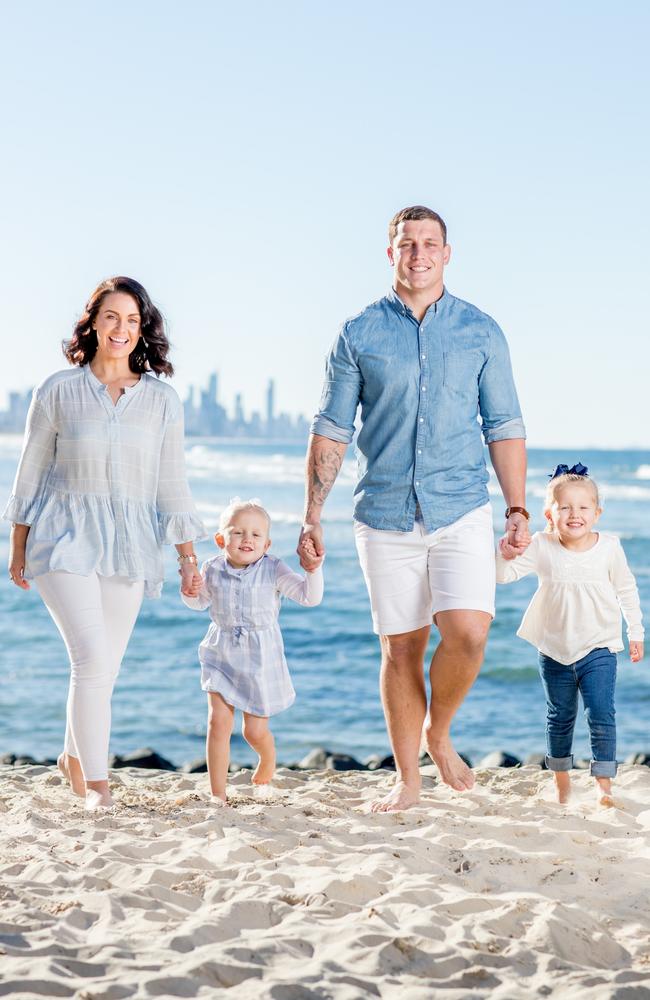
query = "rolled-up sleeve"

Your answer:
(479, 321), (526, 444)
(3, 388), (57, 525)
(310, 324), (361, 444)
(156, 395), (207, 544)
